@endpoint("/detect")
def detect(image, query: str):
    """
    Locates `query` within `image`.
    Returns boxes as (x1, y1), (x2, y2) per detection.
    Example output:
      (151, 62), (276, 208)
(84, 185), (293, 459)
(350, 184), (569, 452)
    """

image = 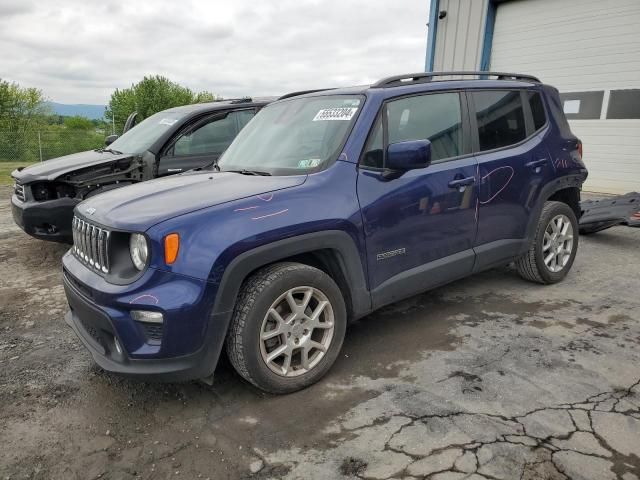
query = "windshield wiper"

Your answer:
(192, 159), (220, 172)
(95, 147), (123, 155)
(227, 169), (271, 176)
